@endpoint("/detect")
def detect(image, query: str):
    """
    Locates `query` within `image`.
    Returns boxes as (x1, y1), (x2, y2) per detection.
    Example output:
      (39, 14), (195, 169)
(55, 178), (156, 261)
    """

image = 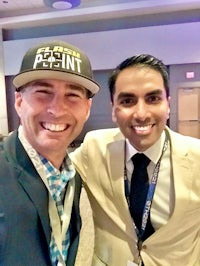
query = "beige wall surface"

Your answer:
(178, 88), (200, 138)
